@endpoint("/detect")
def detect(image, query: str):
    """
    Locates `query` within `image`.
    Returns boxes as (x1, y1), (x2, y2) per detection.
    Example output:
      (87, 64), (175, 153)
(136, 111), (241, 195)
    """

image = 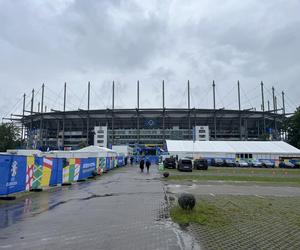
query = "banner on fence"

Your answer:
(63, 158), (81, 183)
(79, 158), (96, 179)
